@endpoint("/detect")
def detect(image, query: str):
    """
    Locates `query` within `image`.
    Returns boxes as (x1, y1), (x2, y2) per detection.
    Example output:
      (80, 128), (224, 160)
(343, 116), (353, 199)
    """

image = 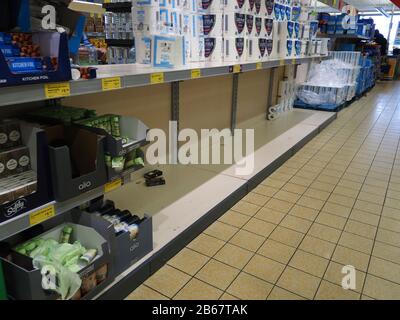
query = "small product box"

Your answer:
(44, 125), (108, 202)
(1, 210), (115, 300)
(204, 37), (223, 63)
(153, 35), (186, 68)
(0, 146), (31, 178)
(223, 12), (246, 37)
(0, 119), (22, 151)
(202, 13), (223, 37)
(223, 37), (246, 62)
